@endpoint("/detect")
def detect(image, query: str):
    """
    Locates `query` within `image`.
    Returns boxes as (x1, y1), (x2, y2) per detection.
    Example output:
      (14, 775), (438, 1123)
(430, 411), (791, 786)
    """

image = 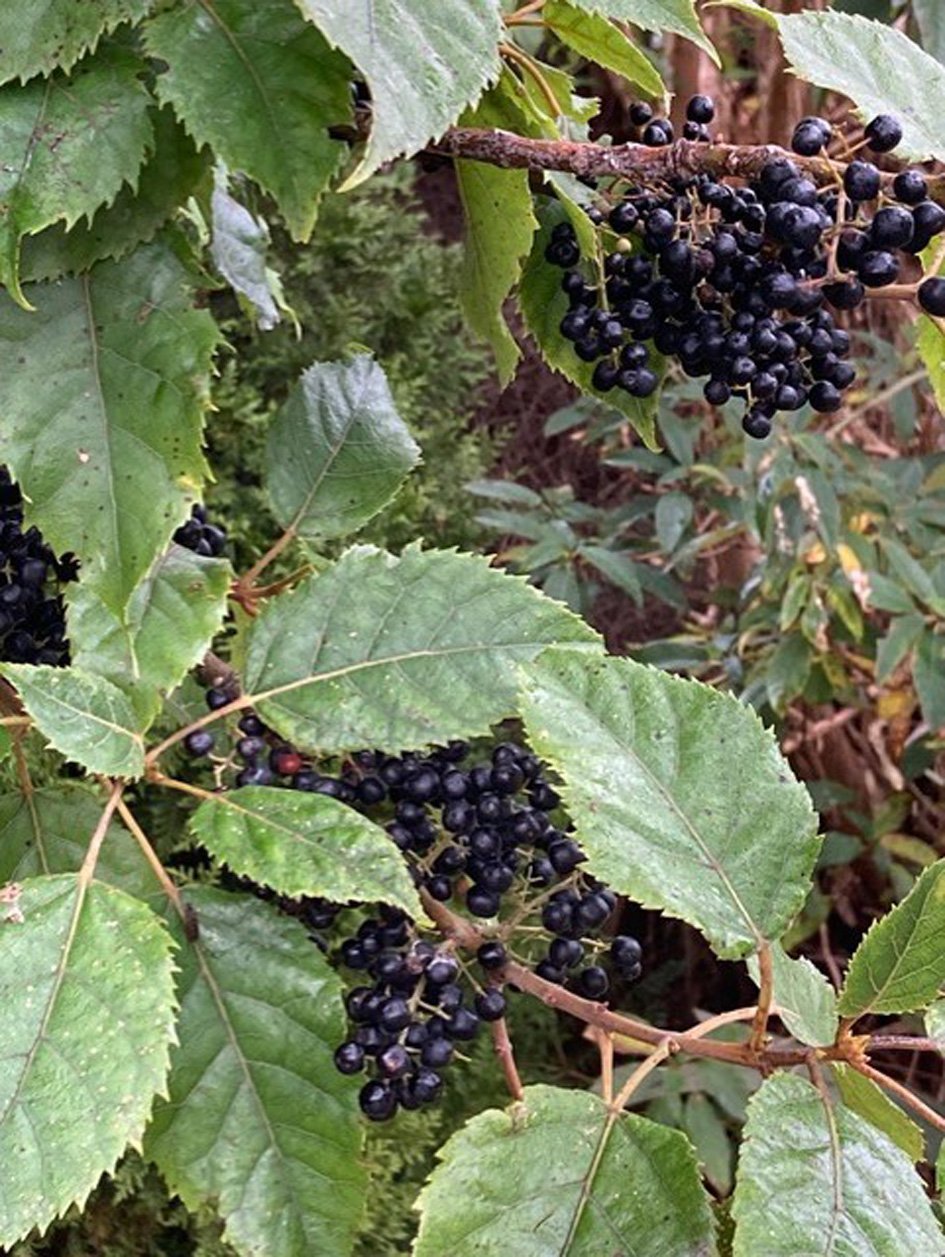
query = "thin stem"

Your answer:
(826, 367), (926, 438)
(868, 1035), (944, 1054)
(851, 1058), (945, 1134)
(145, 693), (251, 768)
(151, 772), (220, 806)
(490, 1016), (525, 1101)
(749, 941), (774, 1054)
(0, 715), (31, 727)
(115, 795), (188, 925)
(499, 42), (561, 120)
(239, 524), (298, 590)
(611, 1039), (675, 1112)
(506, 0), (546, 20)
(596, 1027), (614, 1104)
(78, 782), (124, 887)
